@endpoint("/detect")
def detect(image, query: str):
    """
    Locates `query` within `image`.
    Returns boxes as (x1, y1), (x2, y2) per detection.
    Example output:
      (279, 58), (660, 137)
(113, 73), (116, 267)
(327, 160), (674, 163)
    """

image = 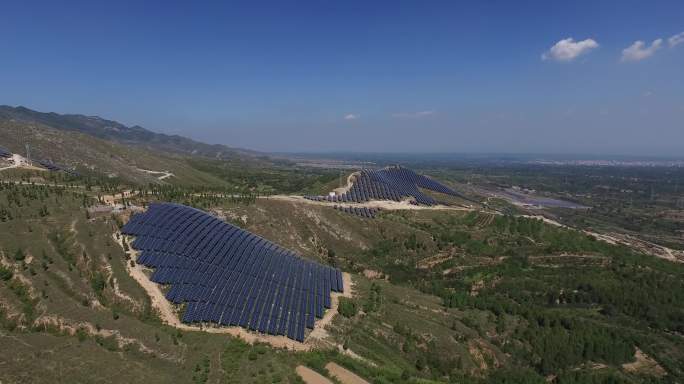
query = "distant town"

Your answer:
(531, 159), (684, 167)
